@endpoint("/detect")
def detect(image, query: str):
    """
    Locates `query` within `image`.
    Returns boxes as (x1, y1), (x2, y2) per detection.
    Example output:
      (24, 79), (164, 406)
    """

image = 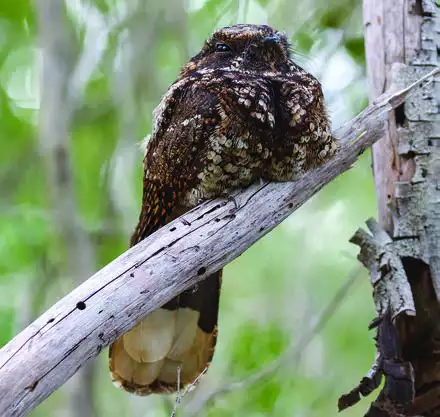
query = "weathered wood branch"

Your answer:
(0, 69), (438, 417)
